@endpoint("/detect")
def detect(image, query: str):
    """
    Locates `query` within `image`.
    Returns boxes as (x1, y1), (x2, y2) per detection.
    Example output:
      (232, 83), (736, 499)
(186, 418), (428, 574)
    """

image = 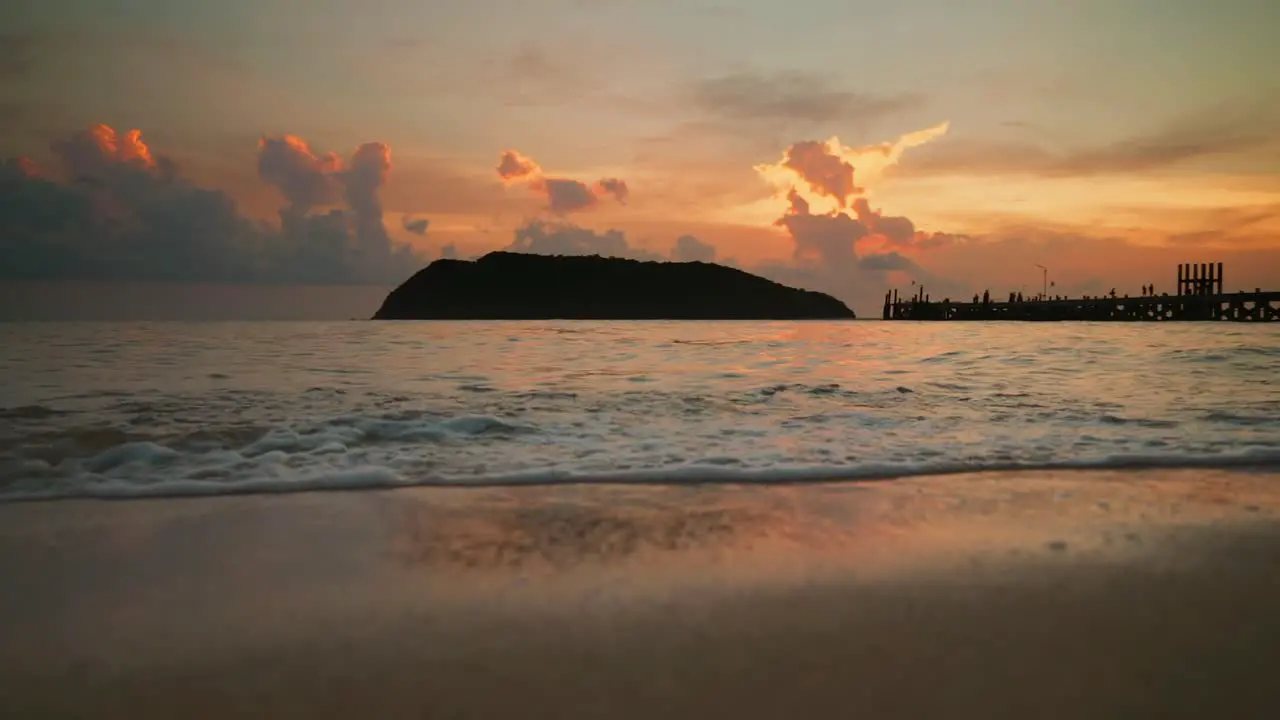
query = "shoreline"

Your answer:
(3, 468), (1278, 718)
(5, 457), (1280, 503)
